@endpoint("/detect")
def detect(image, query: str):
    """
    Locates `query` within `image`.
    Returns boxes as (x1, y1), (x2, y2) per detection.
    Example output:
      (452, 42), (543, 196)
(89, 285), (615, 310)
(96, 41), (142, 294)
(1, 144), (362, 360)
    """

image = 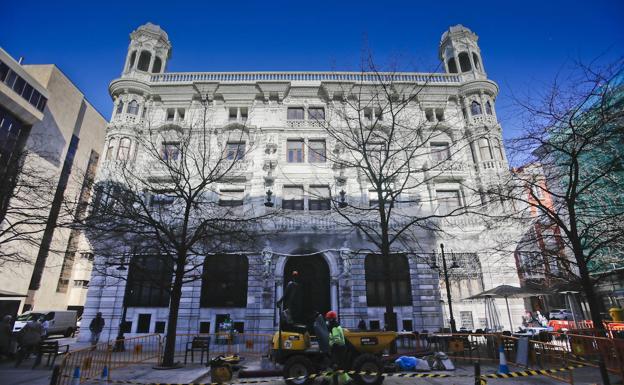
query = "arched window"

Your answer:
(105, 141), (115, 160)
(125, 255), (171, 307)
(479, 138), (493, 160)
(471, 101), (482, 116)
(365, 254), (412, 306)
(152, 57), (163, 73)
(127, 100), (139, 115)
(128, 51), (137, 70)
(494, 138), (504, 159)
(116, 101), (124, 114)
(137, 51), (151, 72)
(458, 52), (472, 72)
(201, 255), (248, 307)
(117, 137), (131, 160)
(485, 101), (493, 115)
(447, 58), (458, 74)
(472, 52), (482, 71)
